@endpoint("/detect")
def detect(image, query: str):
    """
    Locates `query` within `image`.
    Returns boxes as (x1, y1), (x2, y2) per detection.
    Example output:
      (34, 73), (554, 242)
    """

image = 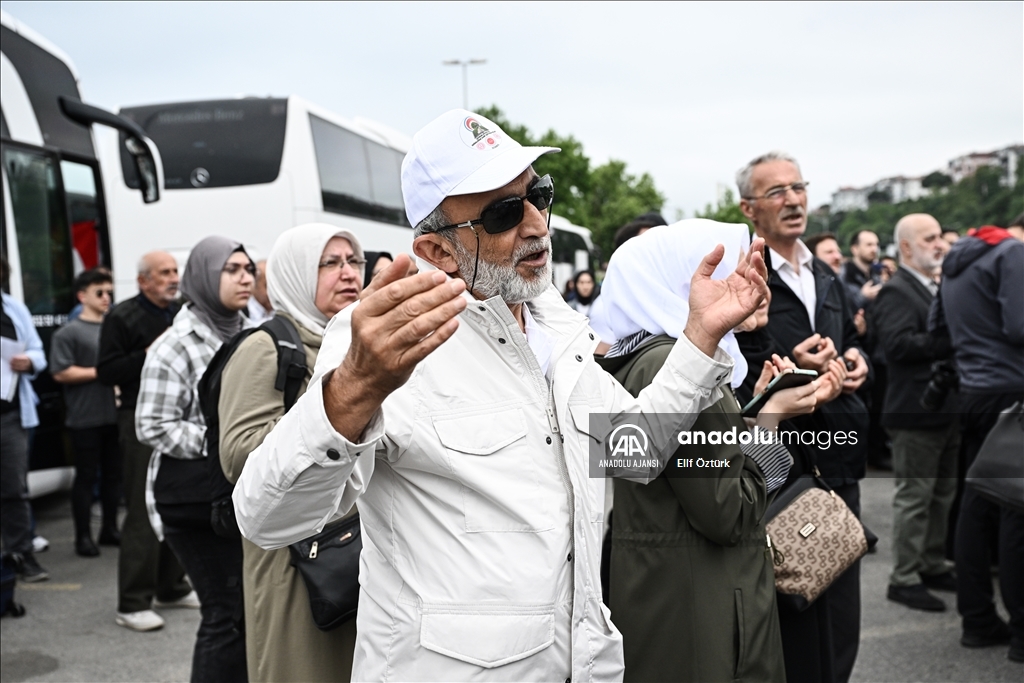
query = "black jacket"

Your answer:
(934, 236), (1024, 394)
(97, 294), (179, 410)
(736, 249), (869, 486)
(840, 261), (880, 313)
(872, 267), (954, 428)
